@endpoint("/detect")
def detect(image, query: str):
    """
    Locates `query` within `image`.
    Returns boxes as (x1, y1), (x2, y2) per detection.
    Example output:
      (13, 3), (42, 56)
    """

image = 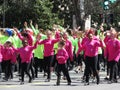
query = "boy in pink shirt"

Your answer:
(55, 40), (71, 85)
